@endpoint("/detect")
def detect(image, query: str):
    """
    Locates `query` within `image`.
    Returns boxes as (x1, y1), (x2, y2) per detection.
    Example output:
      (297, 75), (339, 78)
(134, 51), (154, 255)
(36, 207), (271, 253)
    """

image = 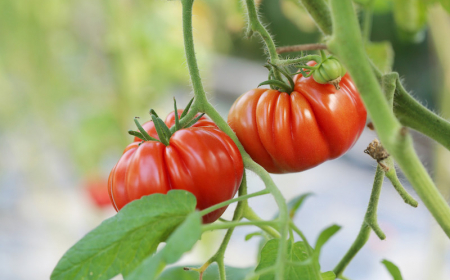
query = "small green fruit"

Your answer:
(312, 57), (346, 90)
